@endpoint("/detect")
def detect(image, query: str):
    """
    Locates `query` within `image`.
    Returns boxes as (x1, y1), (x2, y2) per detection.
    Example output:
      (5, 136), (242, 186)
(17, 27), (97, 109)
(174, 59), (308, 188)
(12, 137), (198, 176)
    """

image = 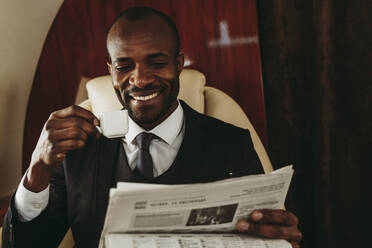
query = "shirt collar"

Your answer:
(124, 101), (184, 146)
